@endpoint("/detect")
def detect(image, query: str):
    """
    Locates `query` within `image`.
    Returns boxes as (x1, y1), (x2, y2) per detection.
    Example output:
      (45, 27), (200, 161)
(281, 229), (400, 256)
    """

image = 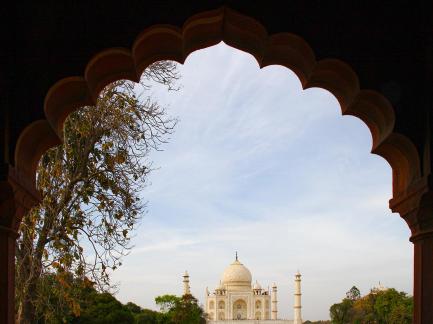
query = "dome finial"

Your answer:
(222, 256), (252, 286)
(235, 251), (238, 261)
